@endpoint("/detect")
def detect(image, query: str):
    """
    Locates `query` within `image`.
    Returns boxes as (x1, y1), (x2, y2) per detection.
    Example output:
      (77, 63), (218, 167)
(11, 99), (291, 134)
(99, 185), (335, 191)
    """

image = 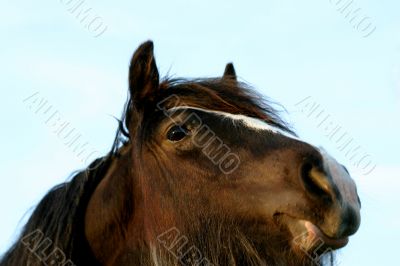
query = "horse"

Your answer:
(0, 41), (361, 266)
